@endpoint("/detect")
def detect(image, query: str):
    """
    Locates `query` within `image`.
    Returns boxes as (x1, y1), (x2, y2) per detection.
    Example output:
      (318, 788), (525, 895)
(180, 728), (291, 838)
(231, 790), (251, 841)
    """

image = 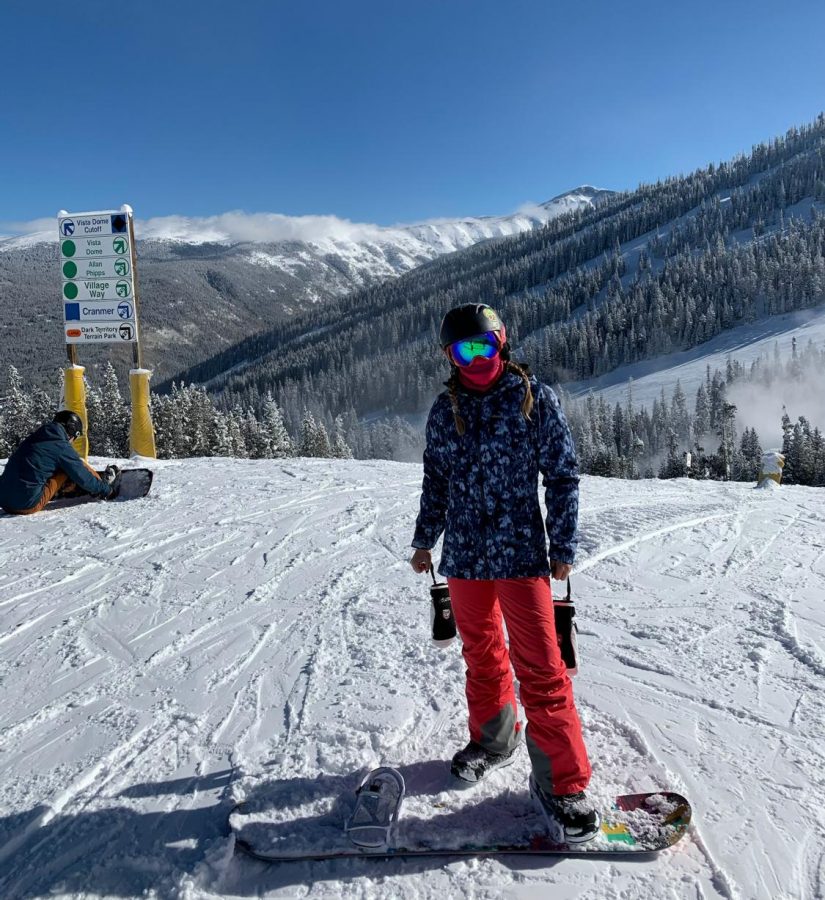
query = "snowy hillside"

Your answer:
(570, 307), (825, 406)
(569, 307), (825, 448)
(1, 457), (823, 899)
